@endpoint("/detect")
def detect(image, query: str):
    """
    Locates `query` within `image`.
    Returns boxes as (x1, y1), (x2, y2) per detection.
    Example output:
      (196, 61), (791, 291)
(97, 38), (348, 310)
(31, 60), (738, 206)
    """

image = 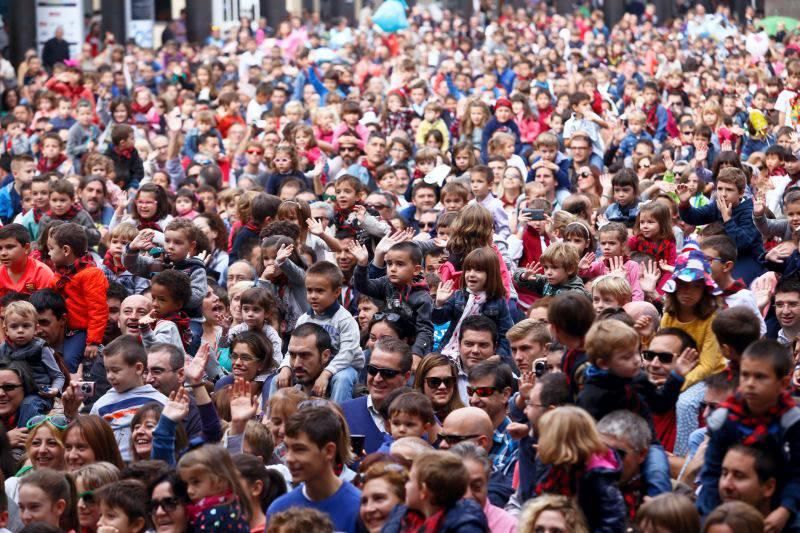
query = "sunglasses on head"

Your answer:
(425, 376), (455, 389)
(373, 312), (403, 324)
(467, 385), (497, 398)
(366, 364), (403, 380)
(641, 350), (674, 365)
(438, 432), (481, 446)
(27, 414), (69, 430)
(149, 497), (181, 514)
(78, 491), (95, 505)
